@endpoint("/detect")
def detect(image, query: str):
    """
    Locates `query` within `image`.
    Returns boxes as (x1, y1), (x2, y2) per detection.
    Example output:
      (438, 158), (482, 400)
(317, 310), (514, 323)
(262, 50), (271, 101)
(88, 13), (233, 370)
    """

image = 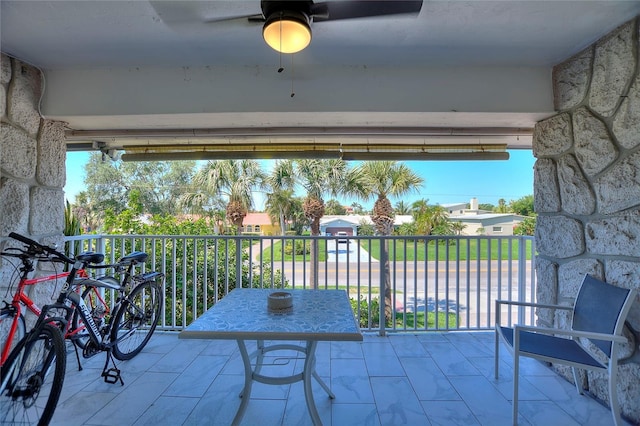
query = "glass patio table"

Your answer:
(179, 288), (363, 426)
